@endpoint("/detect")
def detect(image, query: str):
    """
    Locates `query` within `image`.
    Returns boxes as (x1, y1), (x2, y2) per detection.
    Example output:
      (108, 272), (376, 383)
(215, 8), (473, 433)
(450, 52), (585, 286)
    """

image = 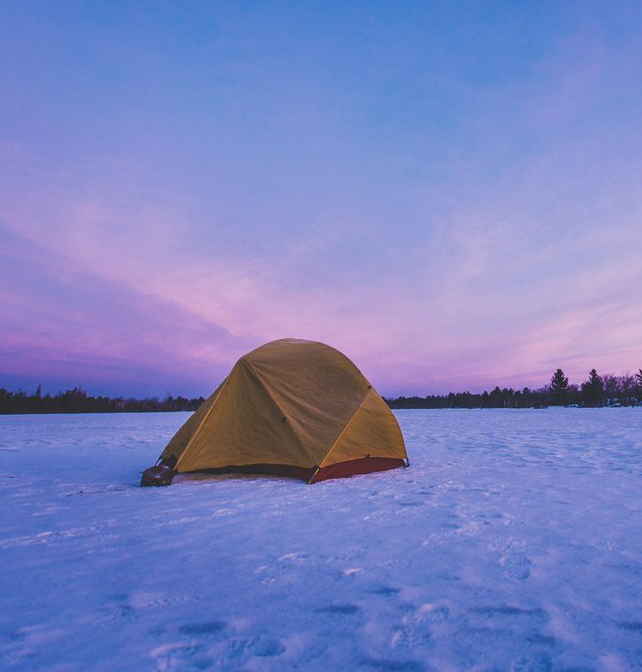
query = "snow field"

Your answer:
(1, 409), (641, 671)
